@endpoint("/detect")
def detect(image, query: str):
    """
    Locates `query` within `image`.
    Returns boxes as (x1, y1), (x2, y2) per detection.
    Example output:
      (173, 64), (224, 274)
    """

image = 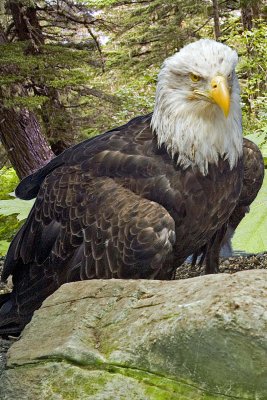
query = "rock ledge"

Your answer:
(1, 270), (267, 399)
